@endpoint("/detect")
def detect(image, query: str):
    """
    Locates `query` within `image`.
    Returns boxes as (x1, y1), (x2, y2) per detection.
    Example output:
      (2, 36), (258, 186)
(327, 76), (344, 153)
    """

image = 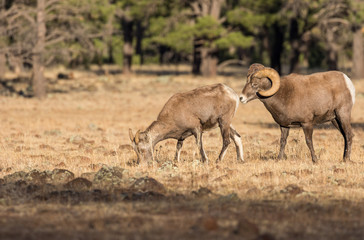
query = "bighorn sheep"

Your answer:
(240, 63), (355, 163)
(129, 83), (244, 163)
